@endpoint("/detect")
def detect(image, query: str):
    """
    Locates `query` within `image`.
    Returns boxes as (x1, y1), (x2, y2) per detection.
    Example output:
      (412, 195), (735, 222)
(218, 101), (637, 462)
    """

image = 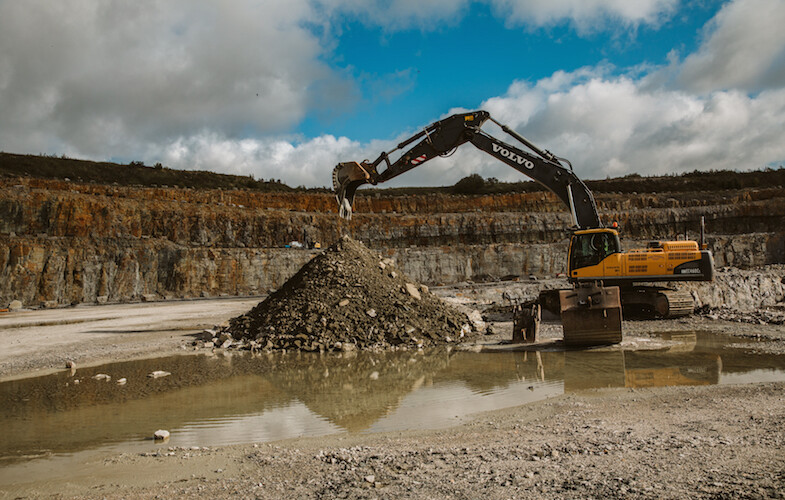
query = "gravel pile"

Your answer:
(221, 235), (475, 351)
